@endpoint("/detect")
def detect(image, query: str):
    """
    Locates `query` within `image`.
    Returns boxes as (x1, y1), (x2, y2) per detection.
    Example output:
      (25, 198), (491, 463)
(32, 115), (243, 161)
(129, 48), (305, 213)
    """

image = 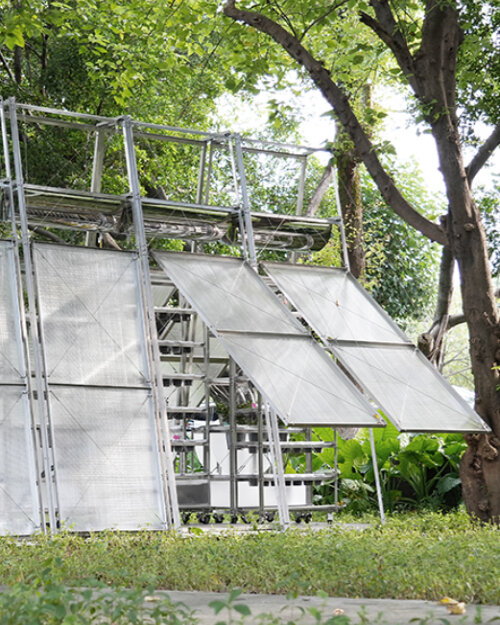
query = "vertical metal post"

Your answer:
(7, 98), (58, 531)
(257, 393), (264, 521)
(338, 220), (350, 272)
(204, 140), (214, 205)
(122, 116), (180, 529)
(228, 357), (238, 517)
(197, 141), (208, 204)
(305, 427), (312, 506)
(233, 134), (257, 267)
(228, 137), (249, 261)
(203, 324), (211, 482)
(334, 430), (339, 510)
(86, 127), (107, 247)
(296, 157), (307, 216)
(264, 404), (290, 529)
(1, 103), (44, 531)
(369, 428), (386, 524)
